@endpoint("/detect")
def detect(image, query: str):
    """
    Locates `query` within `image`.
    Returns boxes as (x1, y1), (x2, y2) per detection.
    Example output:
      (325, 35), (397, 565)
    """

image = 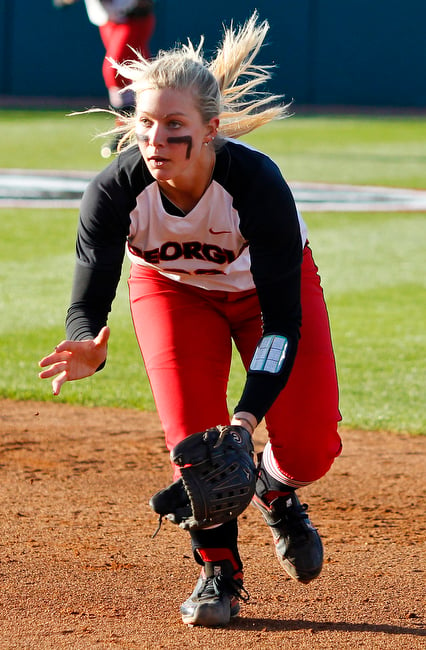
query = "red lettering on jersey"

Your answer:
(224, 249), (236, 263)
(202, 244), (227, 264)
(130, 240), (241, 270)
(160, 242), (182, 260)
(182, 241), (204, 260)
(128, 244), (144, 258)
(194, 269), (224, 275)
(144, 248), (160, 264)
